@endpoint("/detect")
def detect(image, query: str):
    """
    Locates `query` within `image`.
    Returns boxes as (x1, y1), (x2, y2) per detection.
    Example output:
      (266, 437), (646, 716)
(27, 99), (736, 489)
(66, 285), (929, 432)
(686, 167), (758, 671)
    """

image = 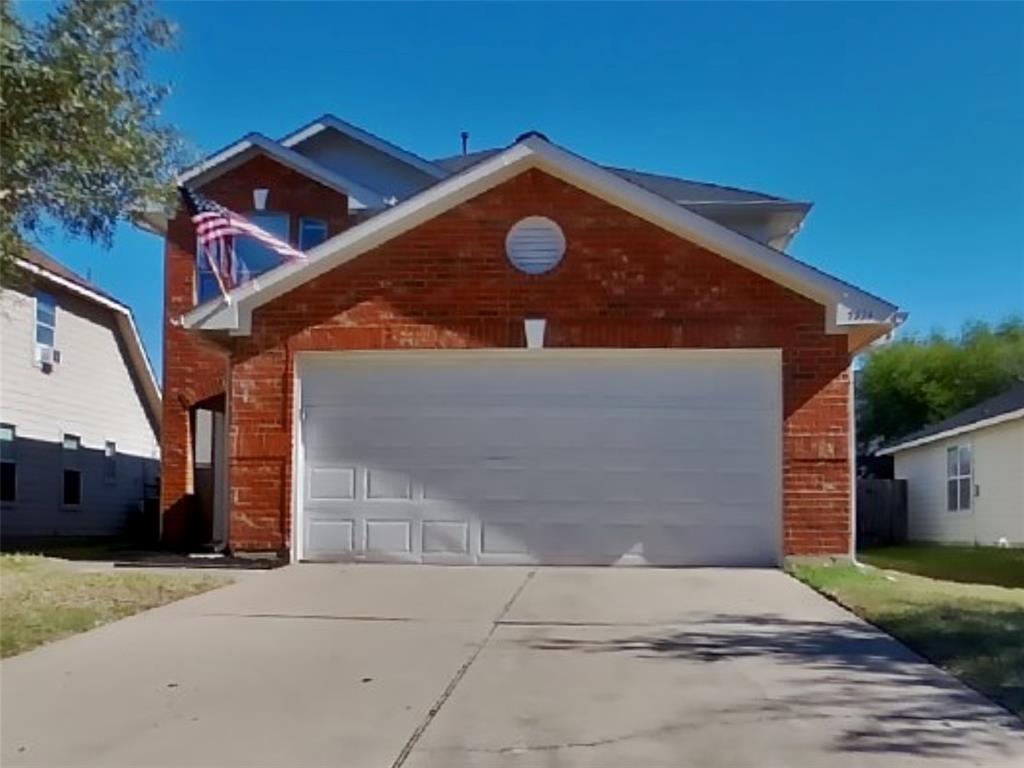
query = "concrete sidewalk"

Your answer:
(2, 566), (1022, 767)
